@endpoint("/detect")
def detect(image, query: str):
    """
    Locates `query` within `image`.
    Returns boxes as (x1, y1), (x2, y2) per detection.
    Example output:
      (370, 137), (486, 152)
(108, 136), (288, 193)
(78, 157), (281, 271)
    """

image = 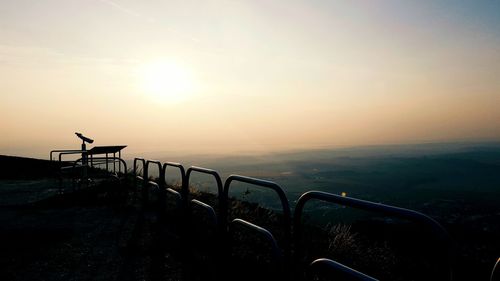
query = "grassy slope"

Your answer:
(1, 155), (499, 280)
